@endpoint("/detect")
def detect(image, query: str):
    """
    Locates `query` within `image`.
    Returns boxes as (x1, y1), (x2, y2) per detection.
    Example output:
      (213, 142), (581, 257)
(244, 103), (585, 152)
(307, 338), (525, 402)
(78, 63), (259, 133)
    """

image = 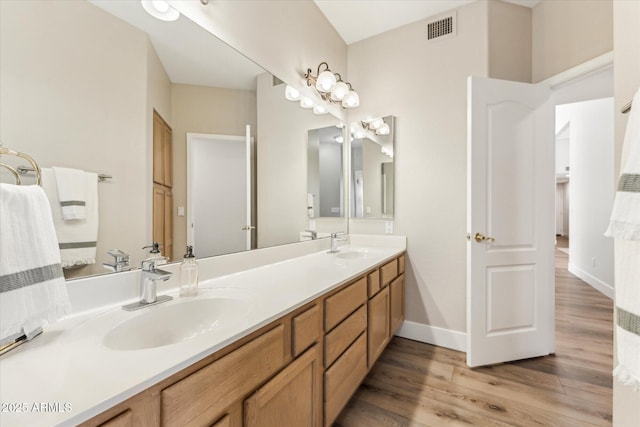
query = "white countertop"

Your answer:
(0, 236), (405, 427)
